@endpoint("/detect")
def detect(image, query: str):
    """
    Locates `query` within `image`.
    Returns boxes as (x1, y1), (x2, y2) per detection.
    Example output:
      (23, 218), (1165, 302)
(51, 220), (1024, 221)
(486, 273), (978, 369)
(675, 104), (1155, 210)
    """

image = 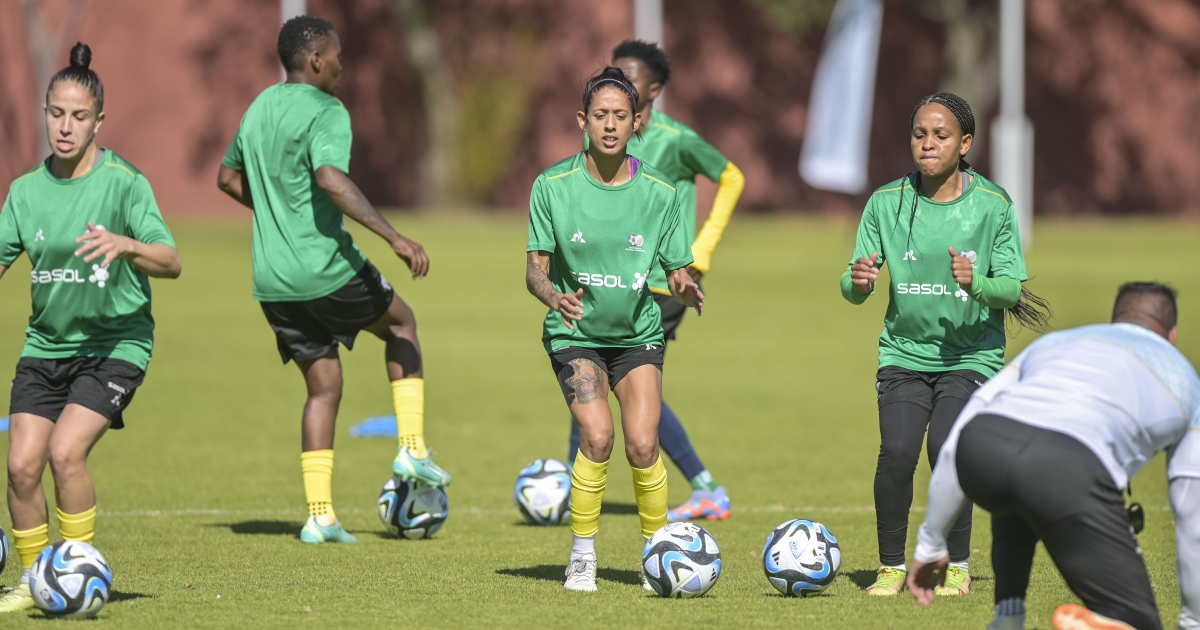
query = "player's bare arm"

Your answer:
(526, 250), (583, 329)
(0, 265), (6, 281)
(850, 252), (879, 294)
(216, 165), (253, 210)
(314, 165), (429, 279)
(948, 246), (972, 290)
(667, 266), (704, 315)
(75, 222), (181, 278)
